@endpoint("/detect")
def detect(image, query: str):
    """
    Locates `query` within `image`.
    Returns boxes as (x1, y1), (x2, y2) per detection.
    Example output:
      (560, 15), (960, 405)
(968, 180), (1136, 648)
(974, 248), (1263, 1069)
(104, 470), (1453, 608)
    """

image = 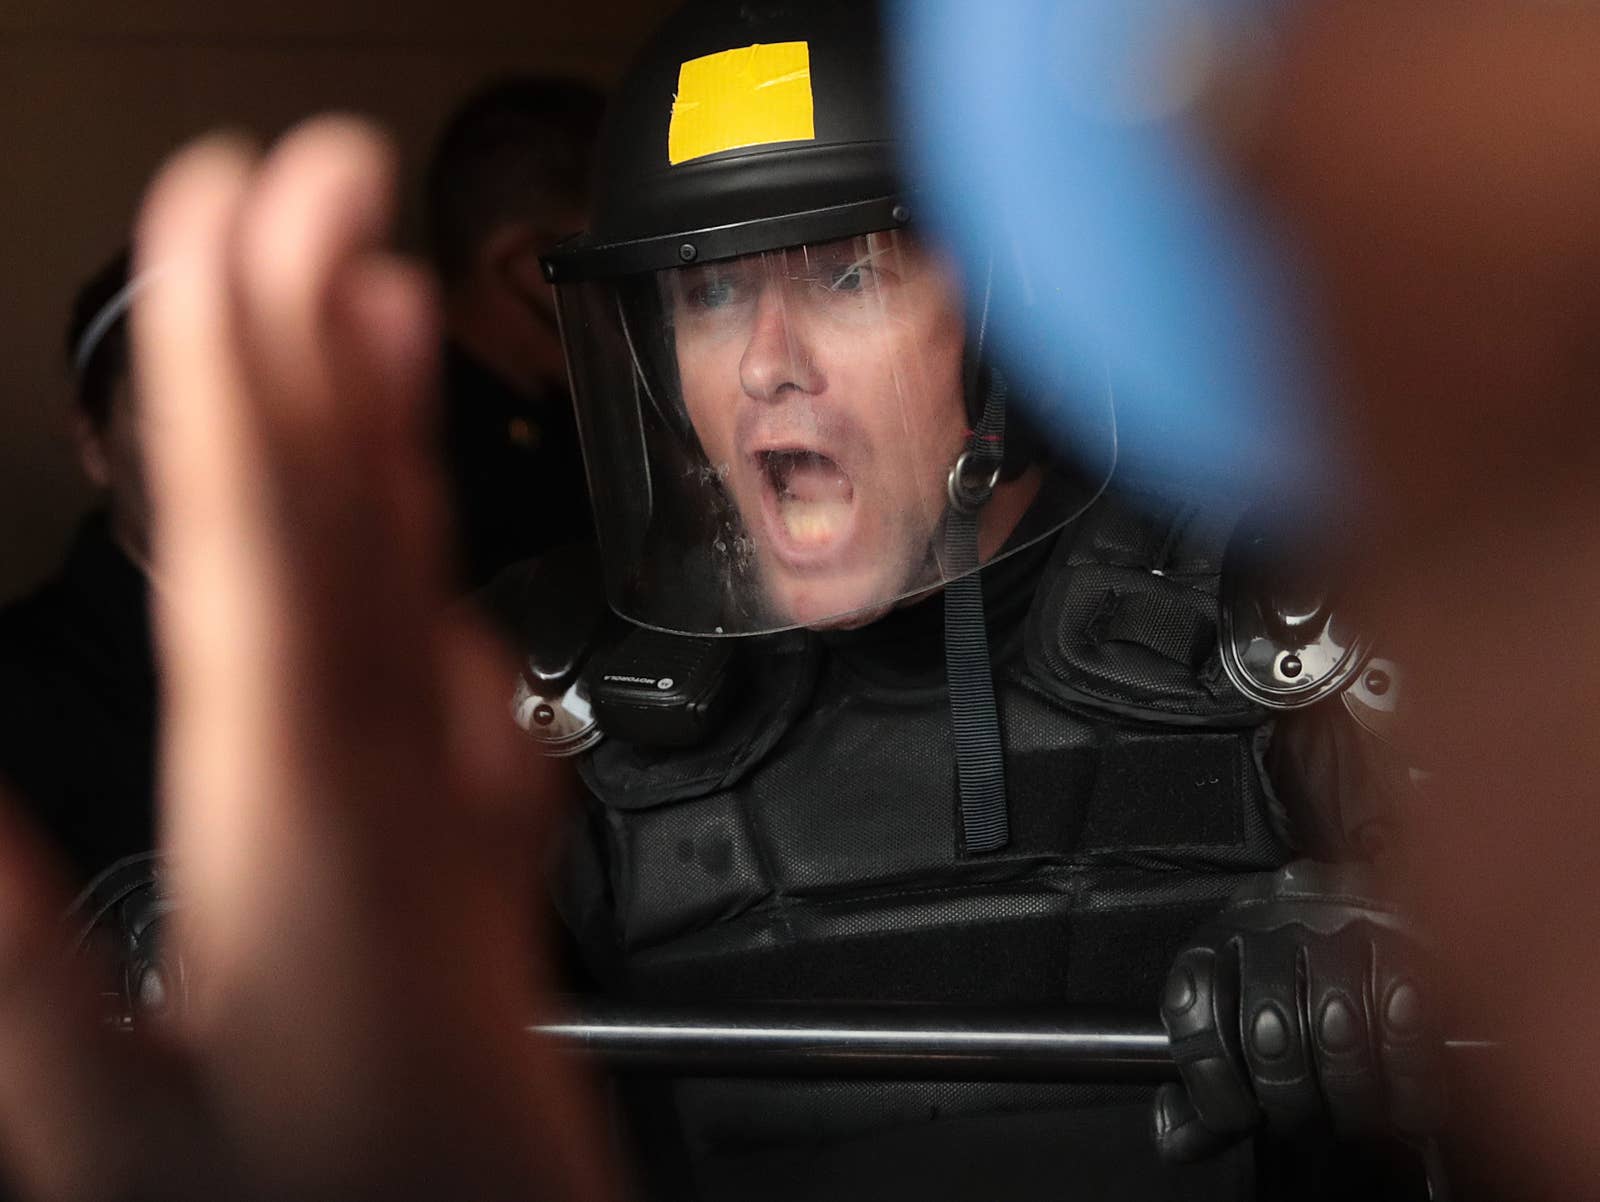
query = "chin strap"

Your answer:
(943, 367), (1009, 855)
